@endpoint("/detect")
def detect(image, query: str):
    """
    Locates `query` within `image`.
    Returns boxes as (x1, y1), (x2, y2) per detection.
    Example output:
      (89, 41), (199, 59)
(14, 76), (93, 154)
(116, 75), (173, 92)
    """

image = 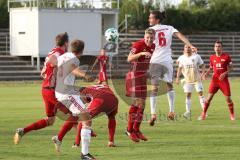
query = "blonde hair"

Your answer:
(145, 28), (155, 35)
